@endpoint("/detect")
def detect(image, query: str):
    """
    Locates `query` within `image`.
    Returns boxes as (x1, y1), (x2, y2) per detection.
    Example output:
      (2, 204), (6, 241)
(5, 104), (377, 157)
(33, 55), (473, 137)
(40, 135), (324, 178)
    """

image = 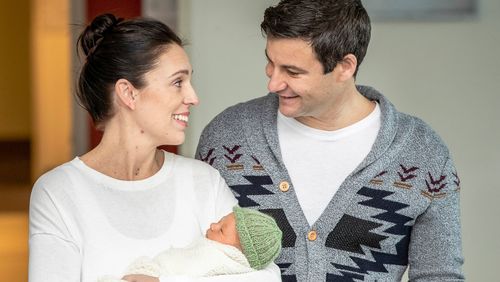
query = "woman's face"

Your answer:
(133, 44), (198, 146)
